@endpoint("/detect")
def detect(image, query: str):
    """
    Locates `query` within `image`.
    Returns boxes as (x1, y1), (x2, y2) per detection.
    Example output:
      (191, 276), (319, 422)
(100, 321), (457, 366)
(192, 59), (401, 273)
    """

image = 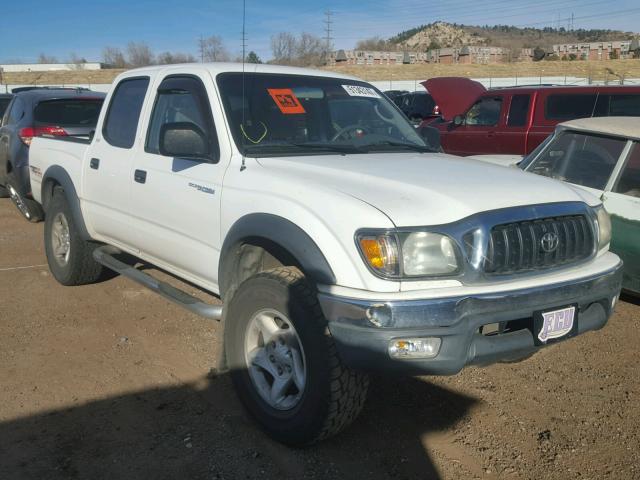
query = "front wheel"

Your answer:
(224, 267), (369, 446)
(6, 172), (43, 222)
